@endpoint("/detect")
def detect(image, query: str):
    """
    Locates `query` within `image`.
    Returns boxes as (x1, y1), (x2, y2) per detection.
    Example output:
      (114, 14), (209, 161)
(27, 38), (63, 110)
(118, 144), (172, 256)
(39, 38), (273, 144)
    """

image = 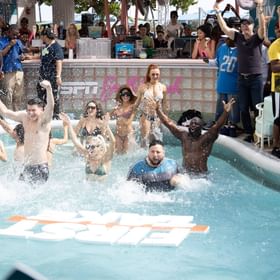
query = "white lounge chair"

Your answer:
(255, 95), (274, 149)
